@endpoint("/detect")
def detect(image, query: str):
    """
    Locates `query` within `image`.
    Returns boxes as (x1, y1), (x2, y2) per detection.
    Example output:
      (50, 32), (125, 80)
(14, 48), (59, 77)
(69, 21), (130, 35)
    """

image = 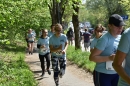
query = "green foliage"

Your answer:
(0, 0), (51, 45)
(0, 43), (37, 86)
(67, 46), (95, 72)
(79, 0), (129, 28)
